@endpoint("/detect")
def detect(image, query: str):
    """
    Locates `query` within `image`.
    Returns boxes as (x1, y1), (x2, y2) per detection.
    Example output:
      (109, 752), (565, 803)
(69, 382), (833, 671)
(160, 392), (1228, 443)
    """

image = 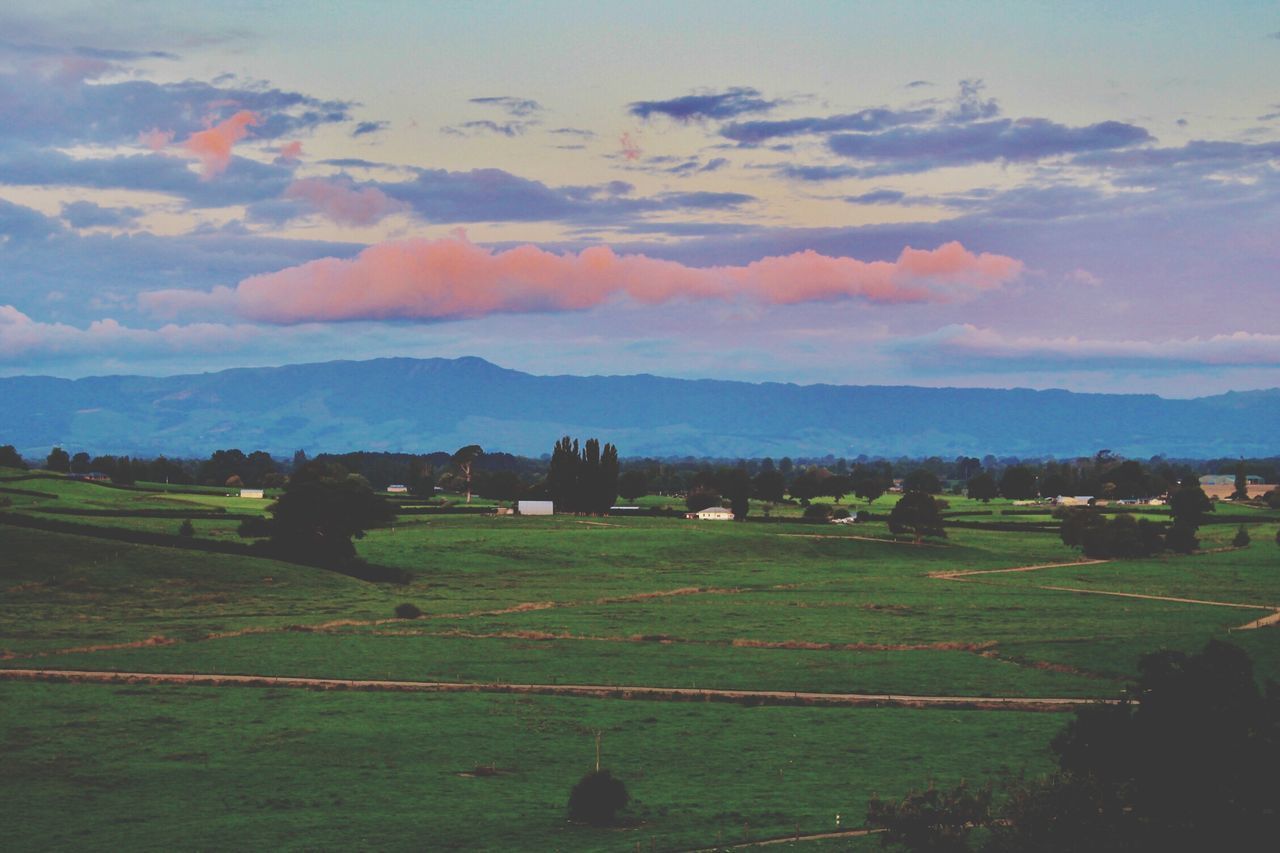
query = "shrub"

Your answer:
(394, 602), (423, 619)
(567, 769), (629, 826)
(802, 503), (833, 522)
(237, 516), (274, 538)
(832, 507), (851, 520)
(1233, 525), (1250, 548)
(177, 519), (196, 538)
